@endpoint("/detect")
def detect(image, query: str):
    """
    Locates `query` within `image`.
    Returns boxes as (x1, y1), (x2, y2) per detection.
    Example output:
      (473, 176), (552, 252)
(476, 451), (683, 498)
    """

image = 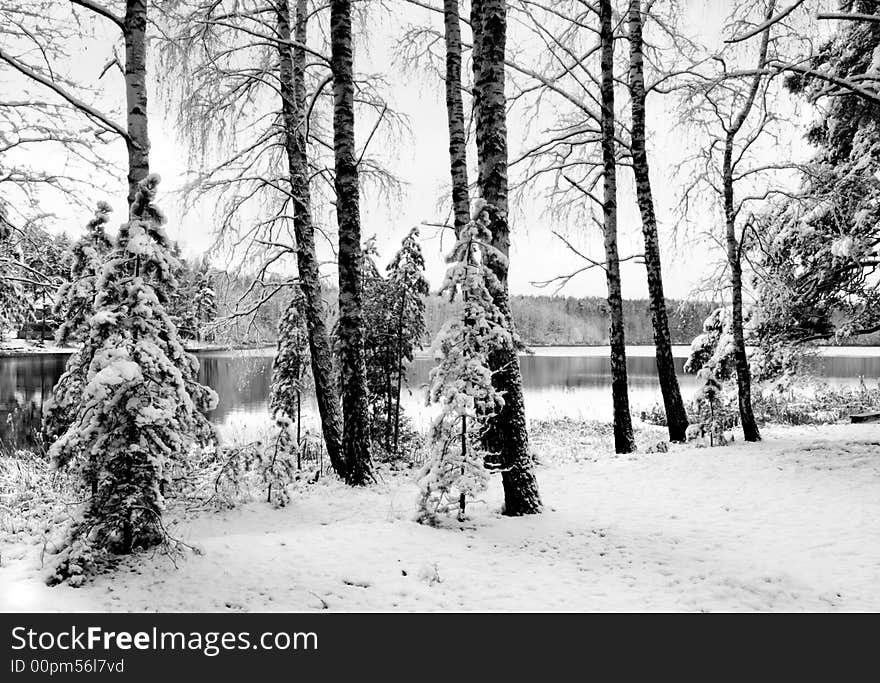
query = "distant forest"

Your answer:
(427, 294), (716, 347)
(214, 275), (717, 347)
(205, 275), (880, 348)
